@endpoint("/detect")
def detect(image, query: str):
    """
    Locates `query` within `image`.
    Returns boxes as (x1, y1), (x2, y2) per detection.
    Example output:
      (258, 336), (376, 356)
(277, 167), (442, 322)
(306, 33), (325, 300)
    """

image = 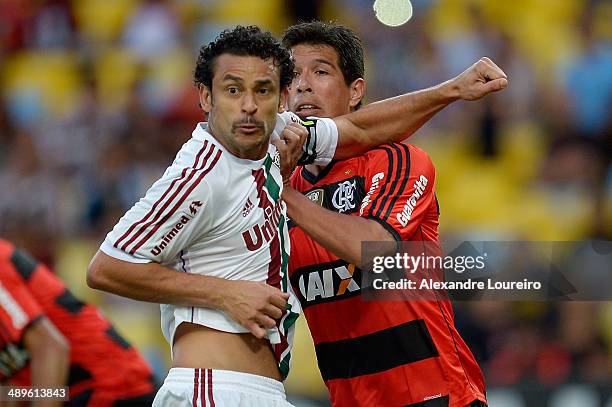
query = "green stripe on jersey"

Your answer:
(278, 214), (289, 292)
(278, 309), (300, 378)
(263, 155), (280, 201)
